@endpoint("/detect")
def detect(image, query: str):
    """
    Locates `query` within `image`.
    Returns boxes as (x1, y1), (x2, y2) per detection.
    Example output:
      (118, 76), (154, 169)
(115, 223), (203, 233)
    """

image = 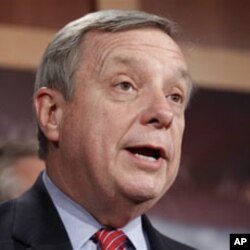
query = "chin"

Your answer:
(125, 185), (166, 206)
